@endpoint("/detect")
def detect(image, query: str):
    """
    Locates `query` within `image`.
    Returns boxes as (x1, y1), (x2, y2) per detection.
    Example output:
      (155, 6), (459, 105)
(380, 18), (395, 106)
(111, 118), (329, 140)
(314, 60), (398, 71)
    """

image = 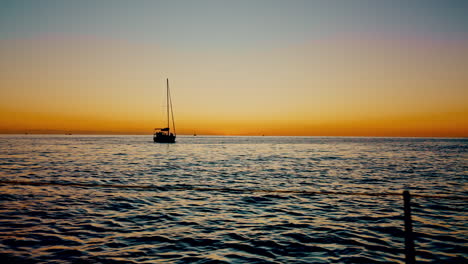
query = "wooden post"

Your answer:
(403, 190), (416, 264)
